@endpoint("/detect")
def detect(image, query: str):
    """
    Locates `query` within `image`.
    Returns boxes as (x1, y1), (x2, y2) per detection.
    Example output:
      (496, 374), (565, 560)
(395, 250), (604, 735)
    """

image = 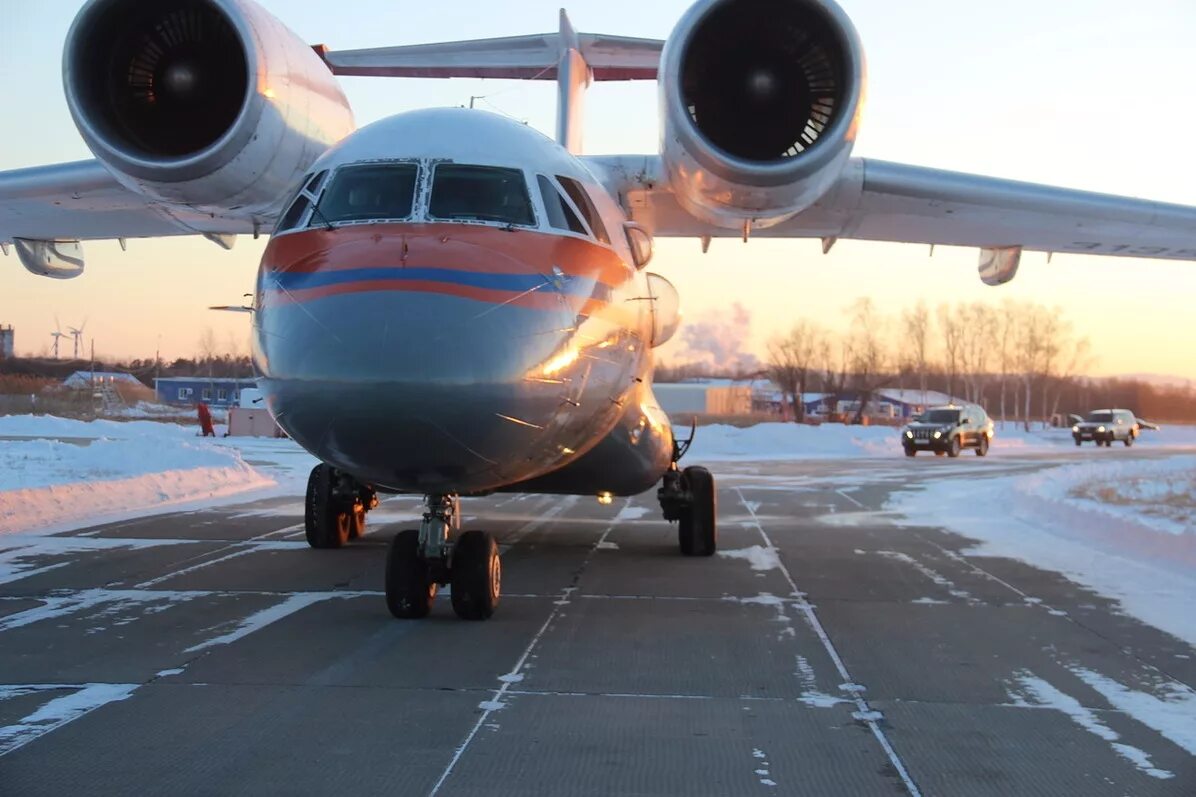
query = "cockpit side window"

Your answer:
(537, 175), (588, 236)
(275, 170), (328, 234)
(429, 165), (535, 227)
(555, 176), (610, 245)
(319, 163), (419, 224)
